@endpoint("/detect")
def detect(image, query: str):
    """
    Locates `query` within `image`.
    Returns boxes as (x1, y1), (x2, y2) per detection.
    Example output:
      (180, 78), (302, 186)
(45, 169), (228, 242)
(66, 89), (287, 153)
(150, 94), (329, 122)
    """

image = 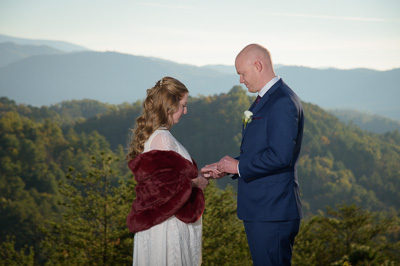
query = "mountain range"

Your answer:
(0, 33), (89, 53)
(0, 34), (399, 121)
